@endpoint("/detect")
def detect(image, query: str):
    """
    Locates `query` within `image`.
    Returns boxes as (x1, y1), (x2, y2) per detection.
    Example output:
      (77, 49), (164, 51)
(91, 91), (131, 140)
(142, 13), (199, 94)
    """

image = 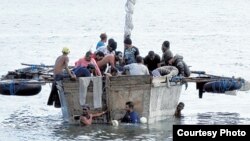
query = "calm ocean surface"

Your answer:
(1, 0), (250, 140)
